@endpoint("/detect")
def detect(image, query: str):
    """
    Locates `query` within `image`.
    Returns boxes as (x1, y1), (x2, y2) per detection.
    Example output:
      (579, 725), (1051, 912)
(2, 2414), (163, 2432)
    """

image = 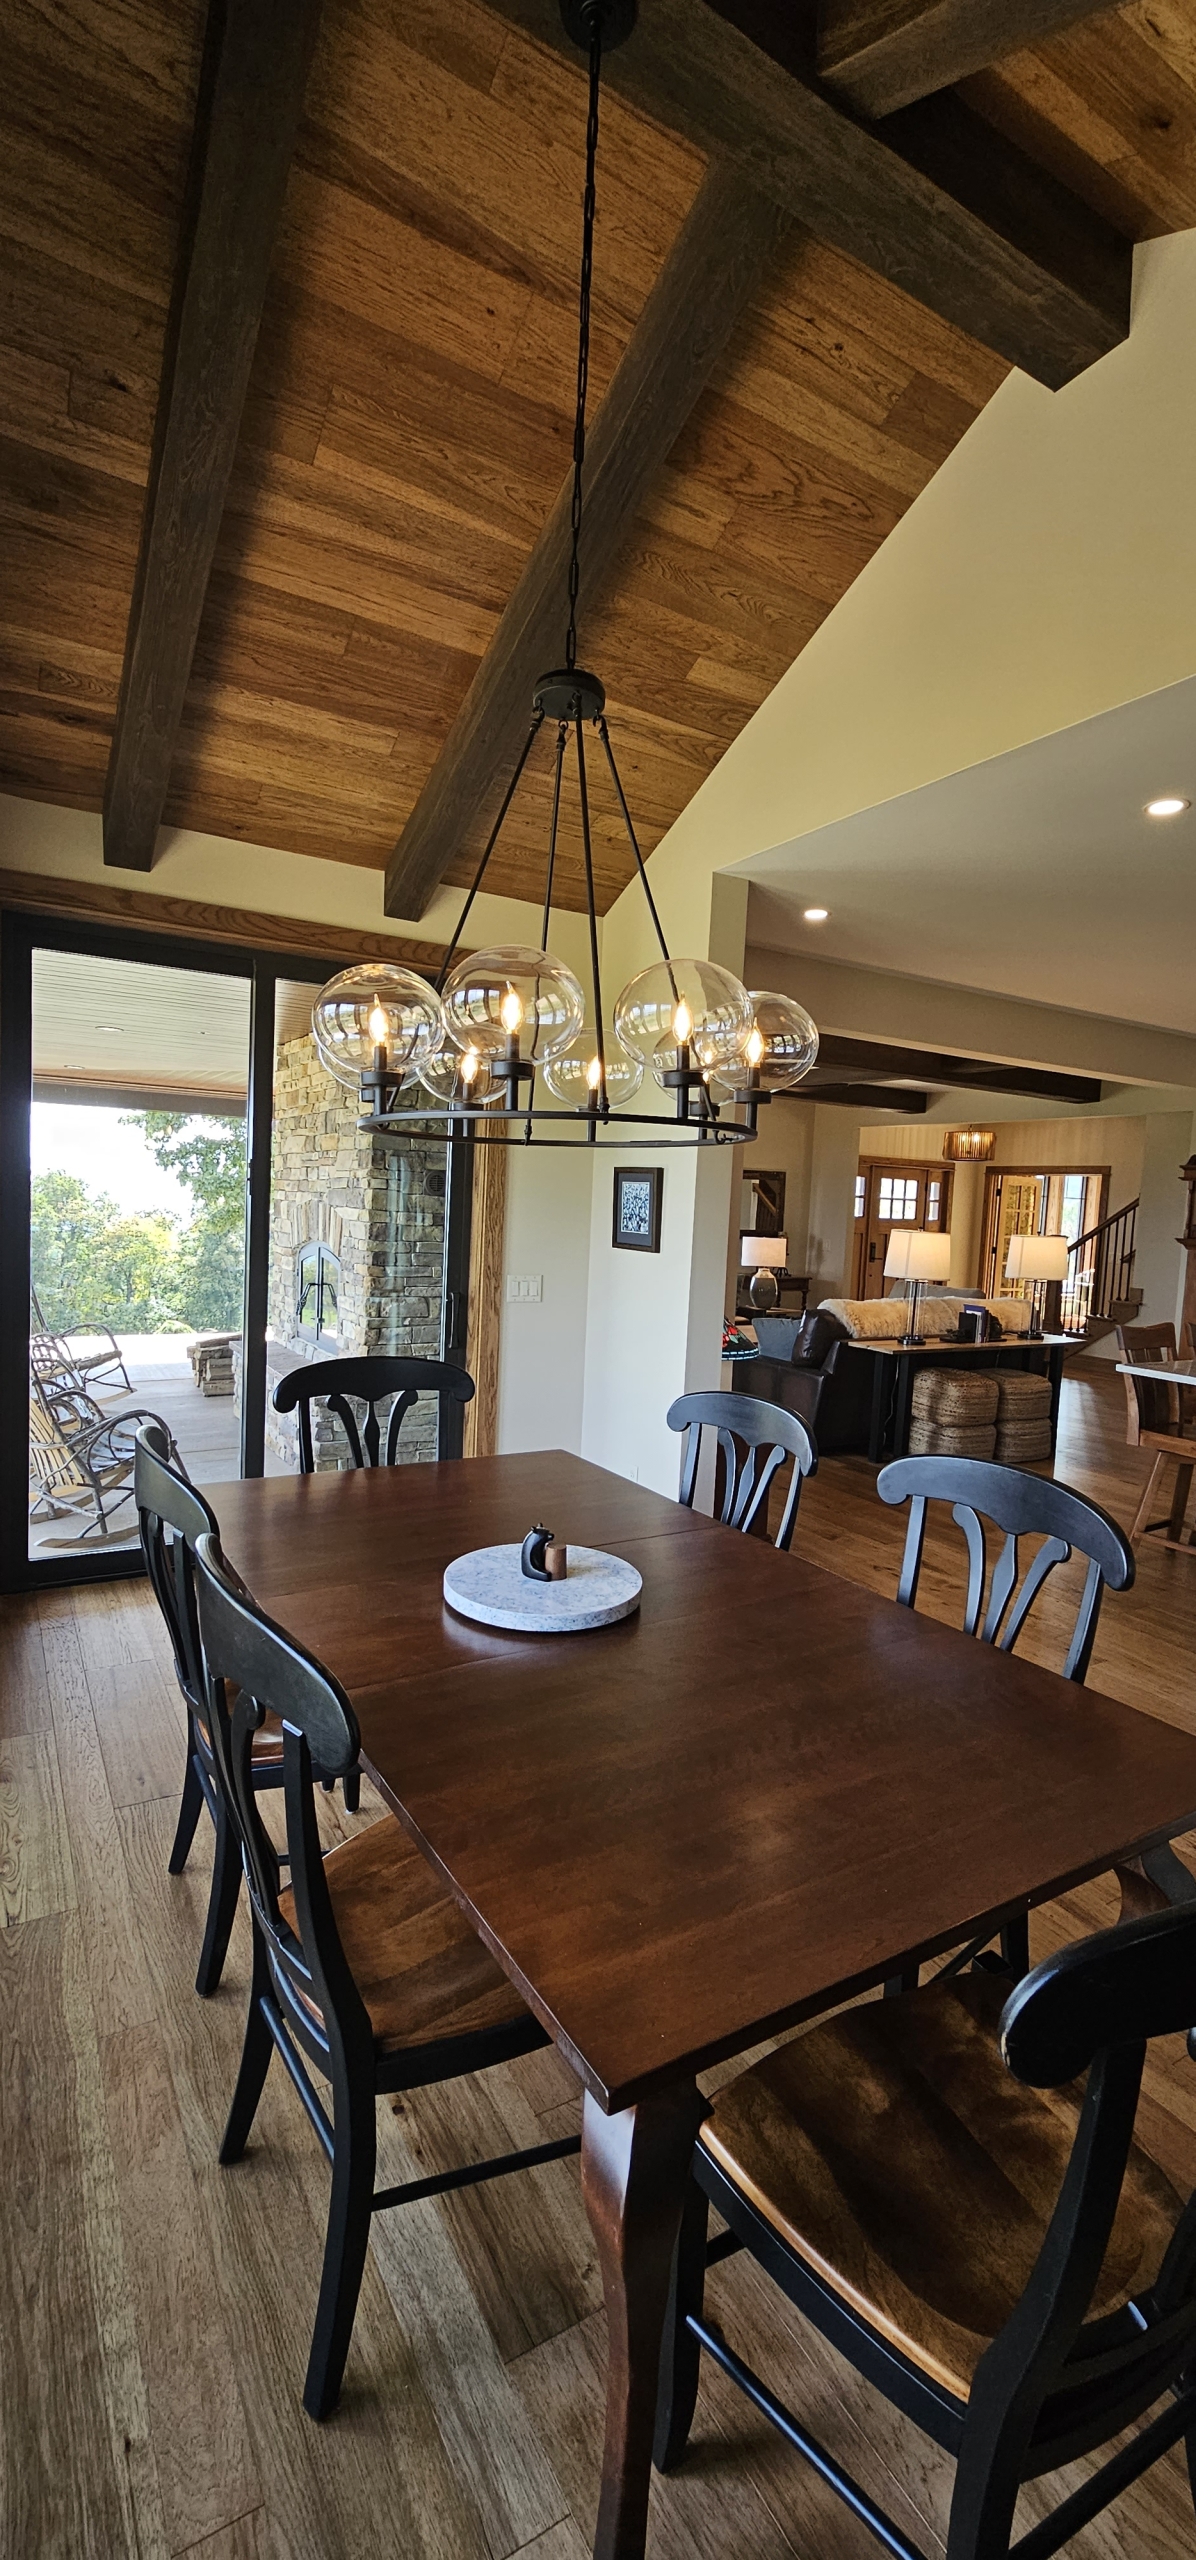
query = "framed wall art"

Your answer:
(612, 1164), (663, 1253)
